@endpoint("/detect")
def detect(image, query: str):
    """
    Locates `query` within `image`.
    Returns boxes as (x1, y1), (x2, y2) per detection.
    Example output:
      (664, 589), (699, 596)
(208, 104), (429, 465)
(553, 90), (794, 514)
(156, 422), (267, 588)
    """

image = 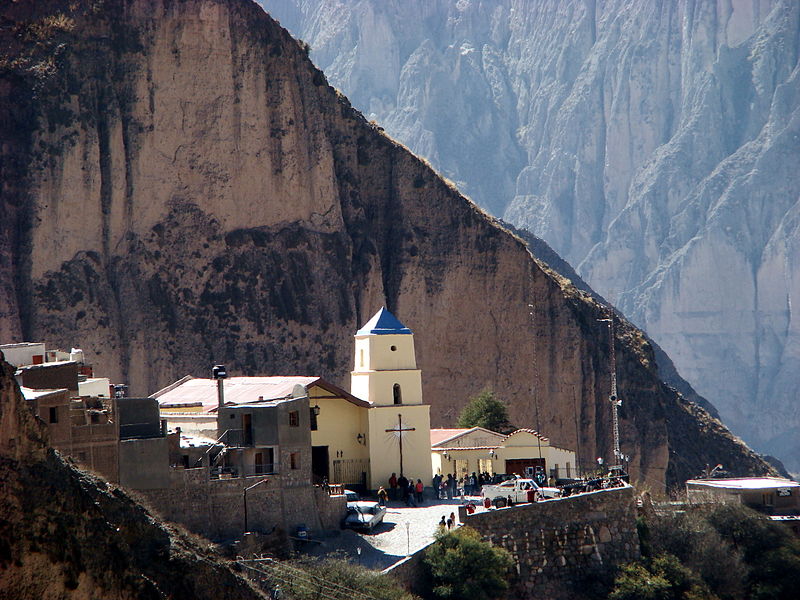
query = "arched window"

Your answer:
(393, 383), (402, 405)
(360, 349), (364, 367)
